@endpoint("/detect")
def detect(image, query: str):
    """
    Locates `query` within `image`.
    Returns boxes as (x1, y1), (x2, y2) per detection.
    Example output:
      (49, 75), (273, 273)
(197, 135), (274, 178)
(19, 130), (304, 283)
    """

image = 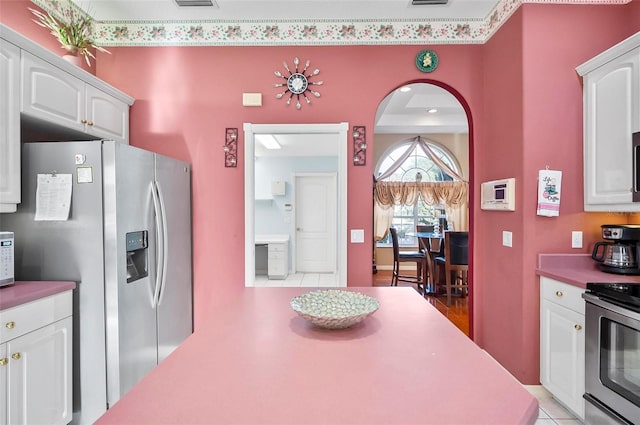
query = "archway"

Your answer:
(373, 81), (475, 338)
